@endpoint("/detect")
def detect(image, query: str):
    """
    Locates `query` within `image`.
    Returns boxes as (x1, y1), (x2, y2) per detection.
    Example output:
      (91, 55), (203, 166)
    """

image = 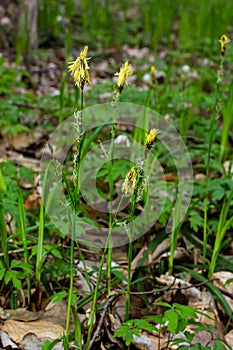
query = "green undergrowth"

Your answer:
(0, 1), (233, 349)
